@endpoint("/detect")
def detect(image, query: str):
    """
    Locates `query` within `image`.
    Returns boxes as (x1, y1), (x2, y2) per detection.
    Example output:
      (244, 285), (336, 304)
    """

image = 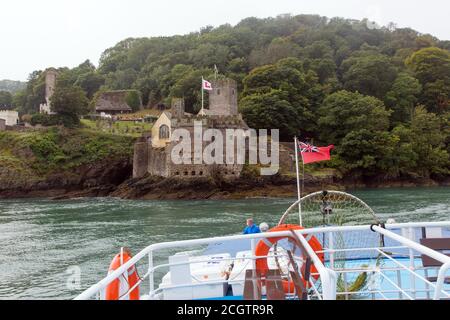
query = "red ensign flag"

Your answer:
(298, 141), (334, 164)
